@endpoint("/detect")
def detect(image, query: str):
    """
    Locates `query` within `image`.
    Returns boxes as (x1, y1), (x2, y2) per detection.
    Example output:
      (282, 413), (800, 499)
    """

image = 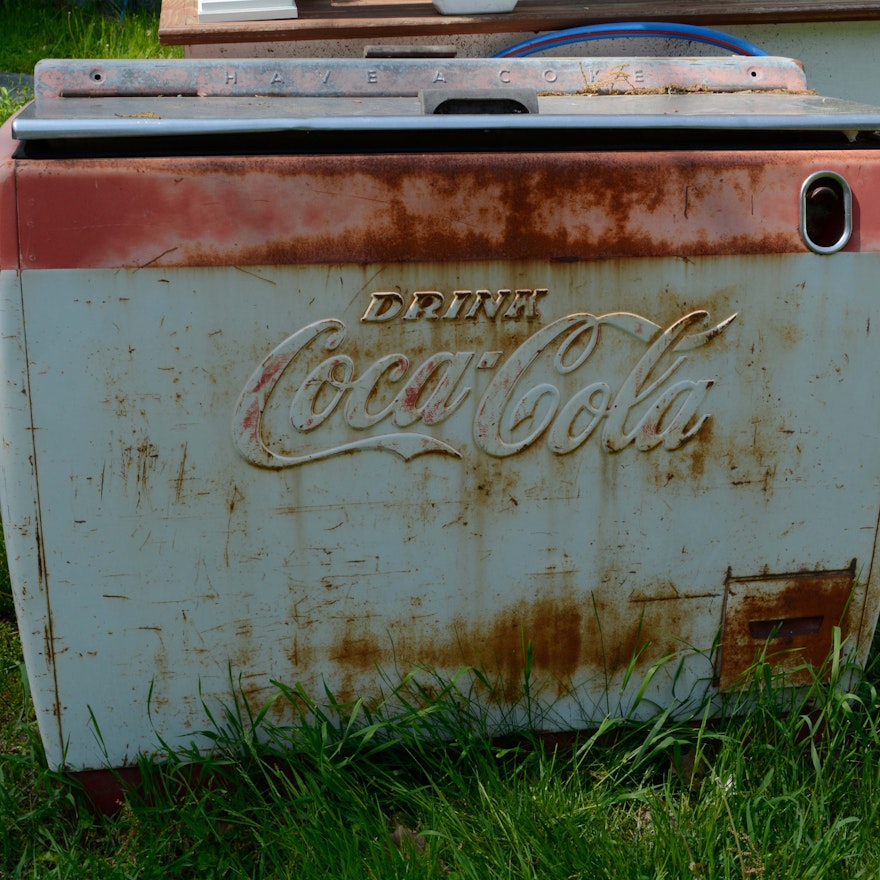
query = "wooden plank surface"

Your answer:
(160, 0), (880, 44)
